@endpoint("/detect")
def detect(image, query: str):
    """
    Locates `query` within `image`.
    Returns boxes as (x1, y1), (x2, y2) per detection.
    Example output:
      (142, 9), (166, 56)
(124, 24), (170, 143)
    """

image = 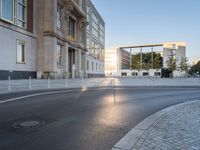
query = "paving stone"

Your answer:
(131, 101), (200, 150)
